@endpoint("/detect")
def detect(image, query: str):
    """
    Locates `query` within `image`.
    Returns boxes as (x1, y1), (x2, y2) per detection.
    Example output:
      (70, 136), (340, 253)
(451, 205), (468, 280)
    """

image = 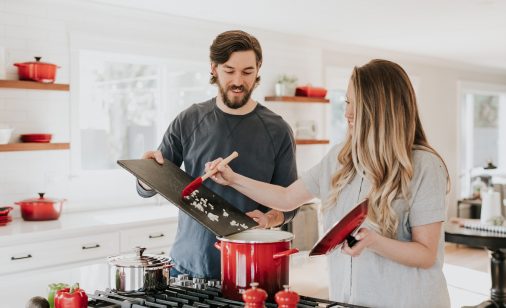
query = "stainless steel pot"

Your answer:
(107, 247), (173, 292)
